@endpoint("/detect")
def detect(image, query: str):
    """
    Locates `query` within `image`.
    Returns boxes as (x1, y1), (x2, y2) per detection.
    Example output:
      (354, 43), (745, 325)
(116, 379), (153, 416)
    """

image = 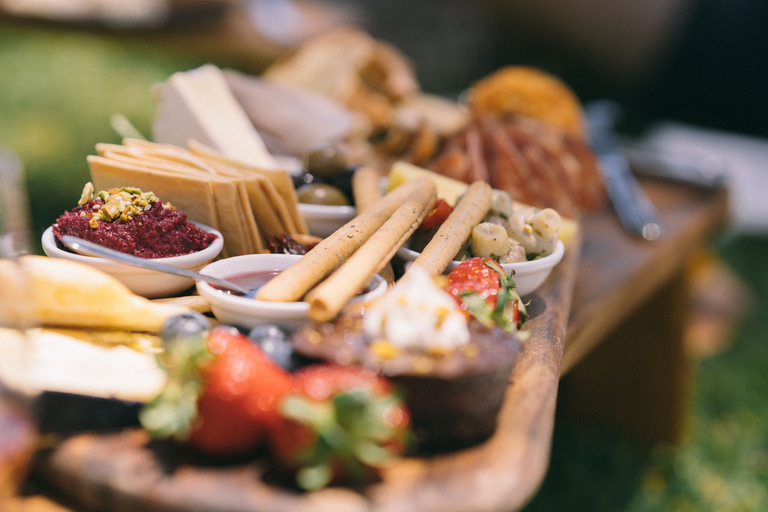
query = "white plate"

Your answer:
(397, 240), (565, 296)
(41, 222), (223, 299)
(196, 253), (388, 332)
